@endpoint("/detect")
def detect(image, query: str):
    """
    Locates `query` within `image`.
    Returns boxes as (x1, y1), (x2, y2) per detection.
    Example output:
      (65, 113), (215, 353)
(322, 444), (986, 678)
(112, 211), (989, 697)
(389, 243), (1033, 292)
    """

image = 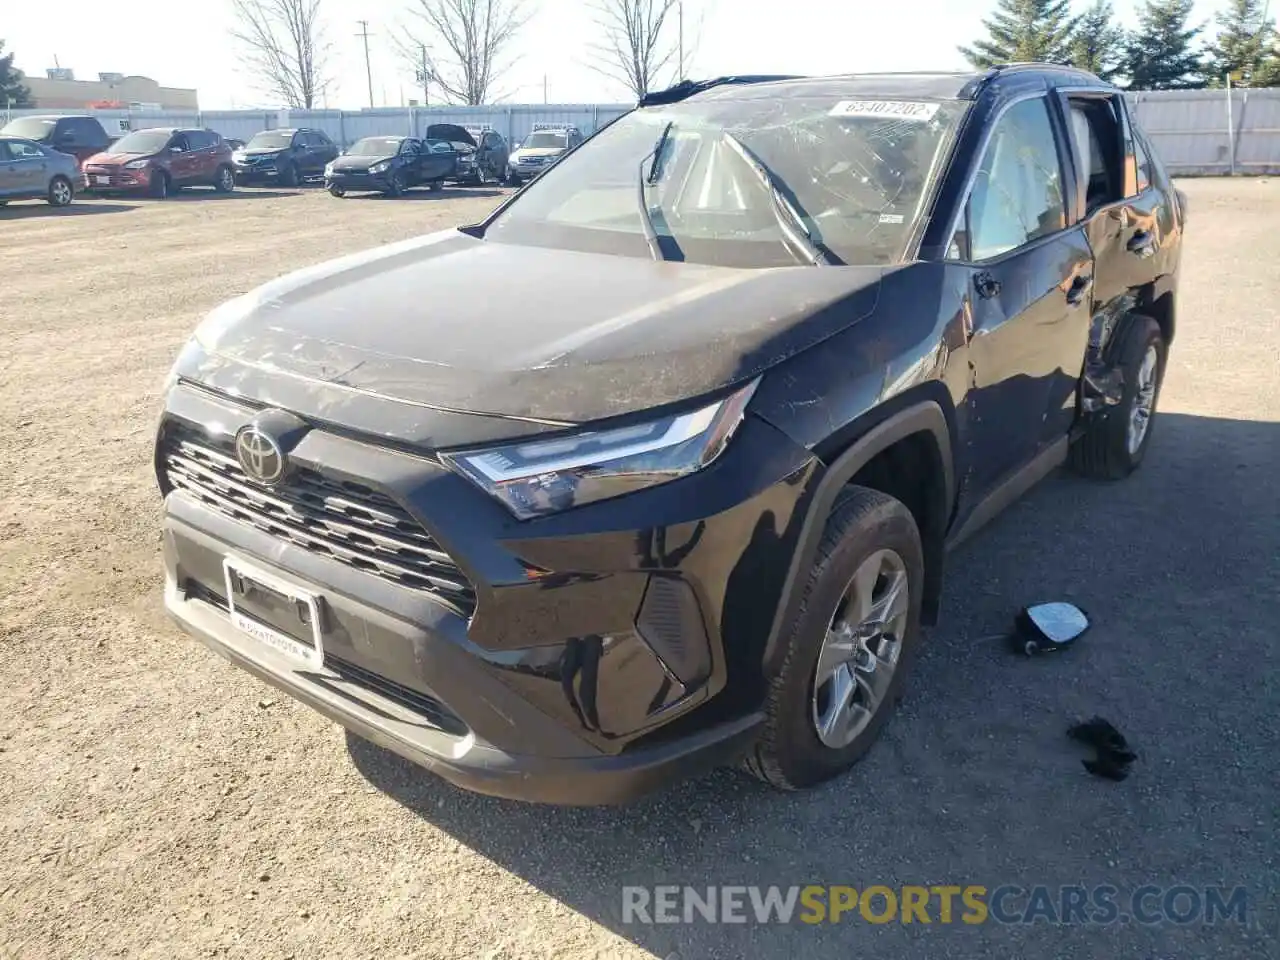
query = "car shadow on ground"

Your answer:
(347, 411), (1279, 958)
(339, 186), (511, 201)
(168, 189), (303, 201)
(0, 201), (139, 218)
